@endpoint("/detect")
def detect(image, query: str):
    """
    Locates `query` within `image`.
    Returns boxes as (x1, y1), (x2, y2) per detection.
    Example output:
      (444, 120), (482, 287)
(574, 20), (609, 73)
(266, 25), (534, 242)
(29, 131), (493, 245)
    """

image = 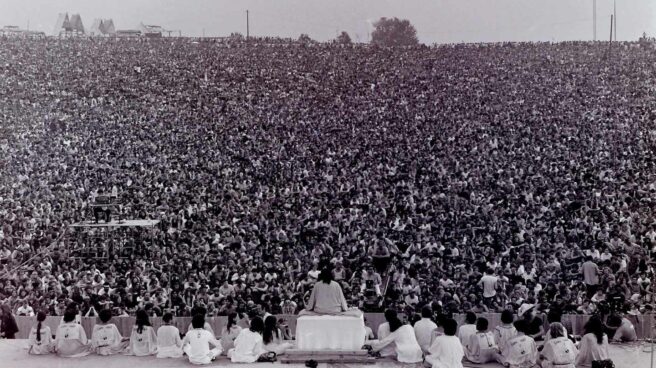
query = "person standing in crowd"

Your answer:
(478, 268), (498, 307)
(90, 309), (128, 355)
(581, 257), (600, 299)
(370, 309), (423, 363)
(156, 312), (183, 358)
(54, 310), (91, 357)
(425, 318), (464, 368)
(126, 309), (157, 356)
(539, 323), (577, 368)
(0, 304), (18, 339)
(182, 314), (223, 365)
(465, 317), (498, 364)
(28, 311), (54, 355)
(414, 306), (438, 354)
(575, 317), (610, 368)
